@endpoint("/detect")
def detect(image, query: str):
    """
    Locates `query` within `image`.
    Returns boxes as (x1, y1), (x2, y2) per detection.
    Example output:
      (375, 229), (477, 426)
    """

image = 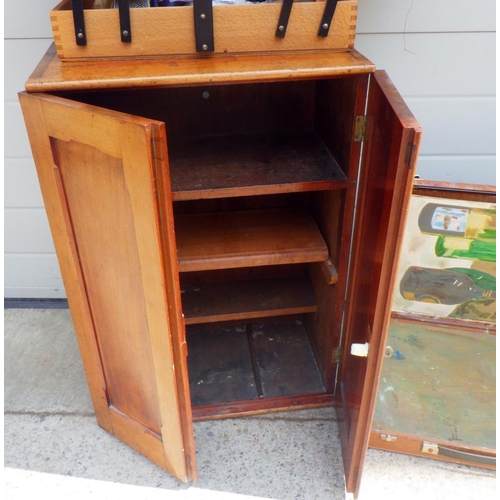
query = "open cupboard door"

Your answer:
(18, 92), (197, 482)
(337, 71), (422, 497)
